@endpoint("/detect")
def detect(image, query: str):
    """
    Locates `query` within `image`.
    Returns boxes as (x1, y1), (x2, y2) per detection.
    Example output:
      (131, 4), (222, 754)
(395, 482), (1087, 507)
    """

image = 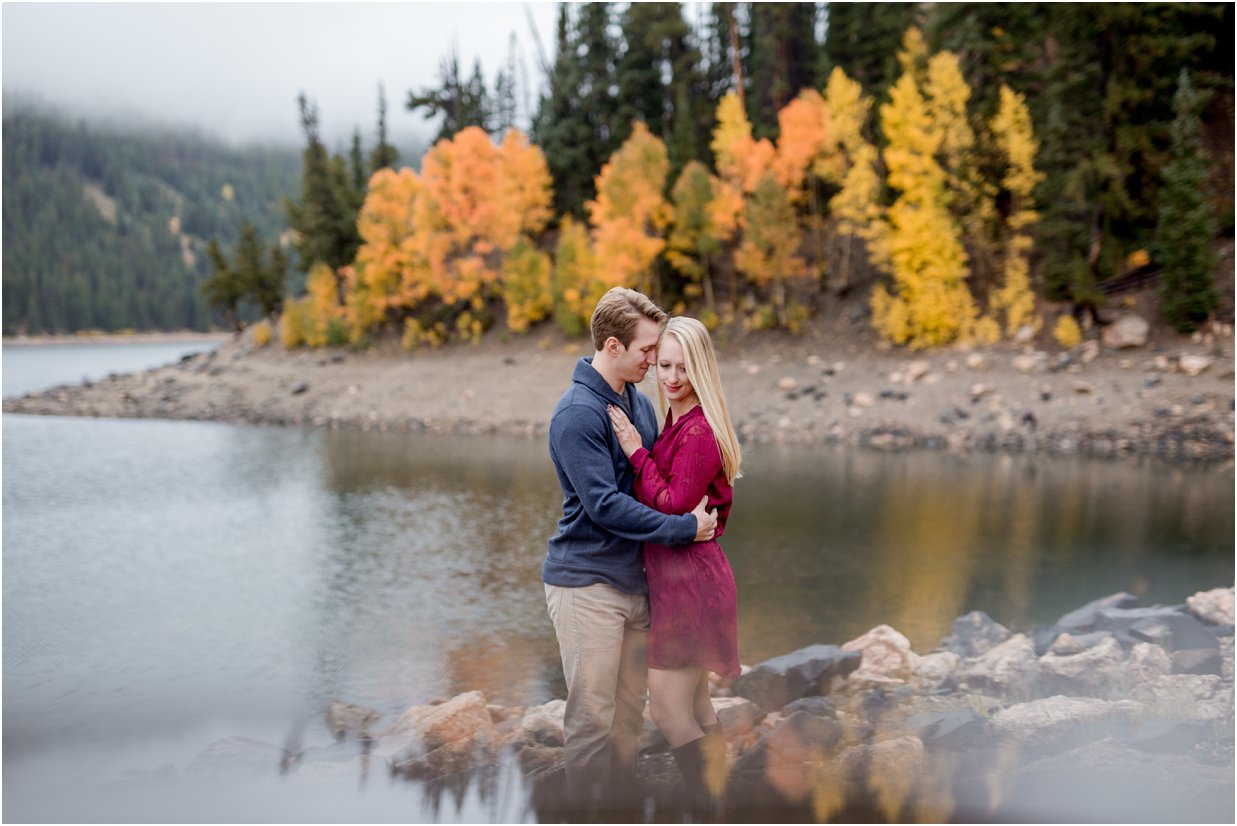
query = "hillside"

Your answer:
(1, 104), (301, 335)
